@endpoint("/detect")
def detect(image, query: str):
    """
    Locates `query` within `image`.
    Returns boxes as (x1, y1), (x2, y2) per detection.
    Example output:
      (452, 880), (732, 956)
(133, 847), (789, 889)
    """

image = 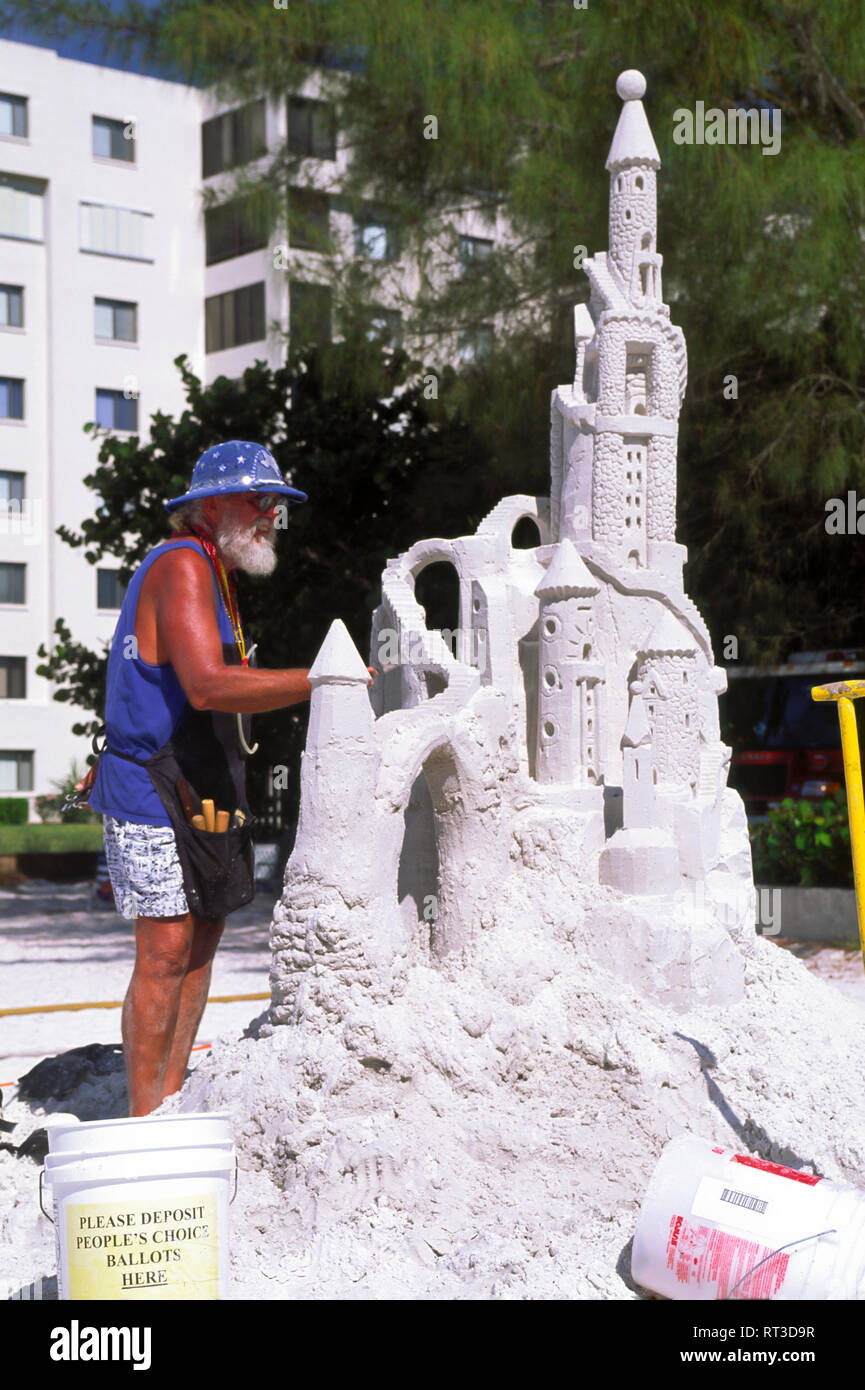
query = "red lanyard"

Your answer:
(173, 525), (248, 664)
